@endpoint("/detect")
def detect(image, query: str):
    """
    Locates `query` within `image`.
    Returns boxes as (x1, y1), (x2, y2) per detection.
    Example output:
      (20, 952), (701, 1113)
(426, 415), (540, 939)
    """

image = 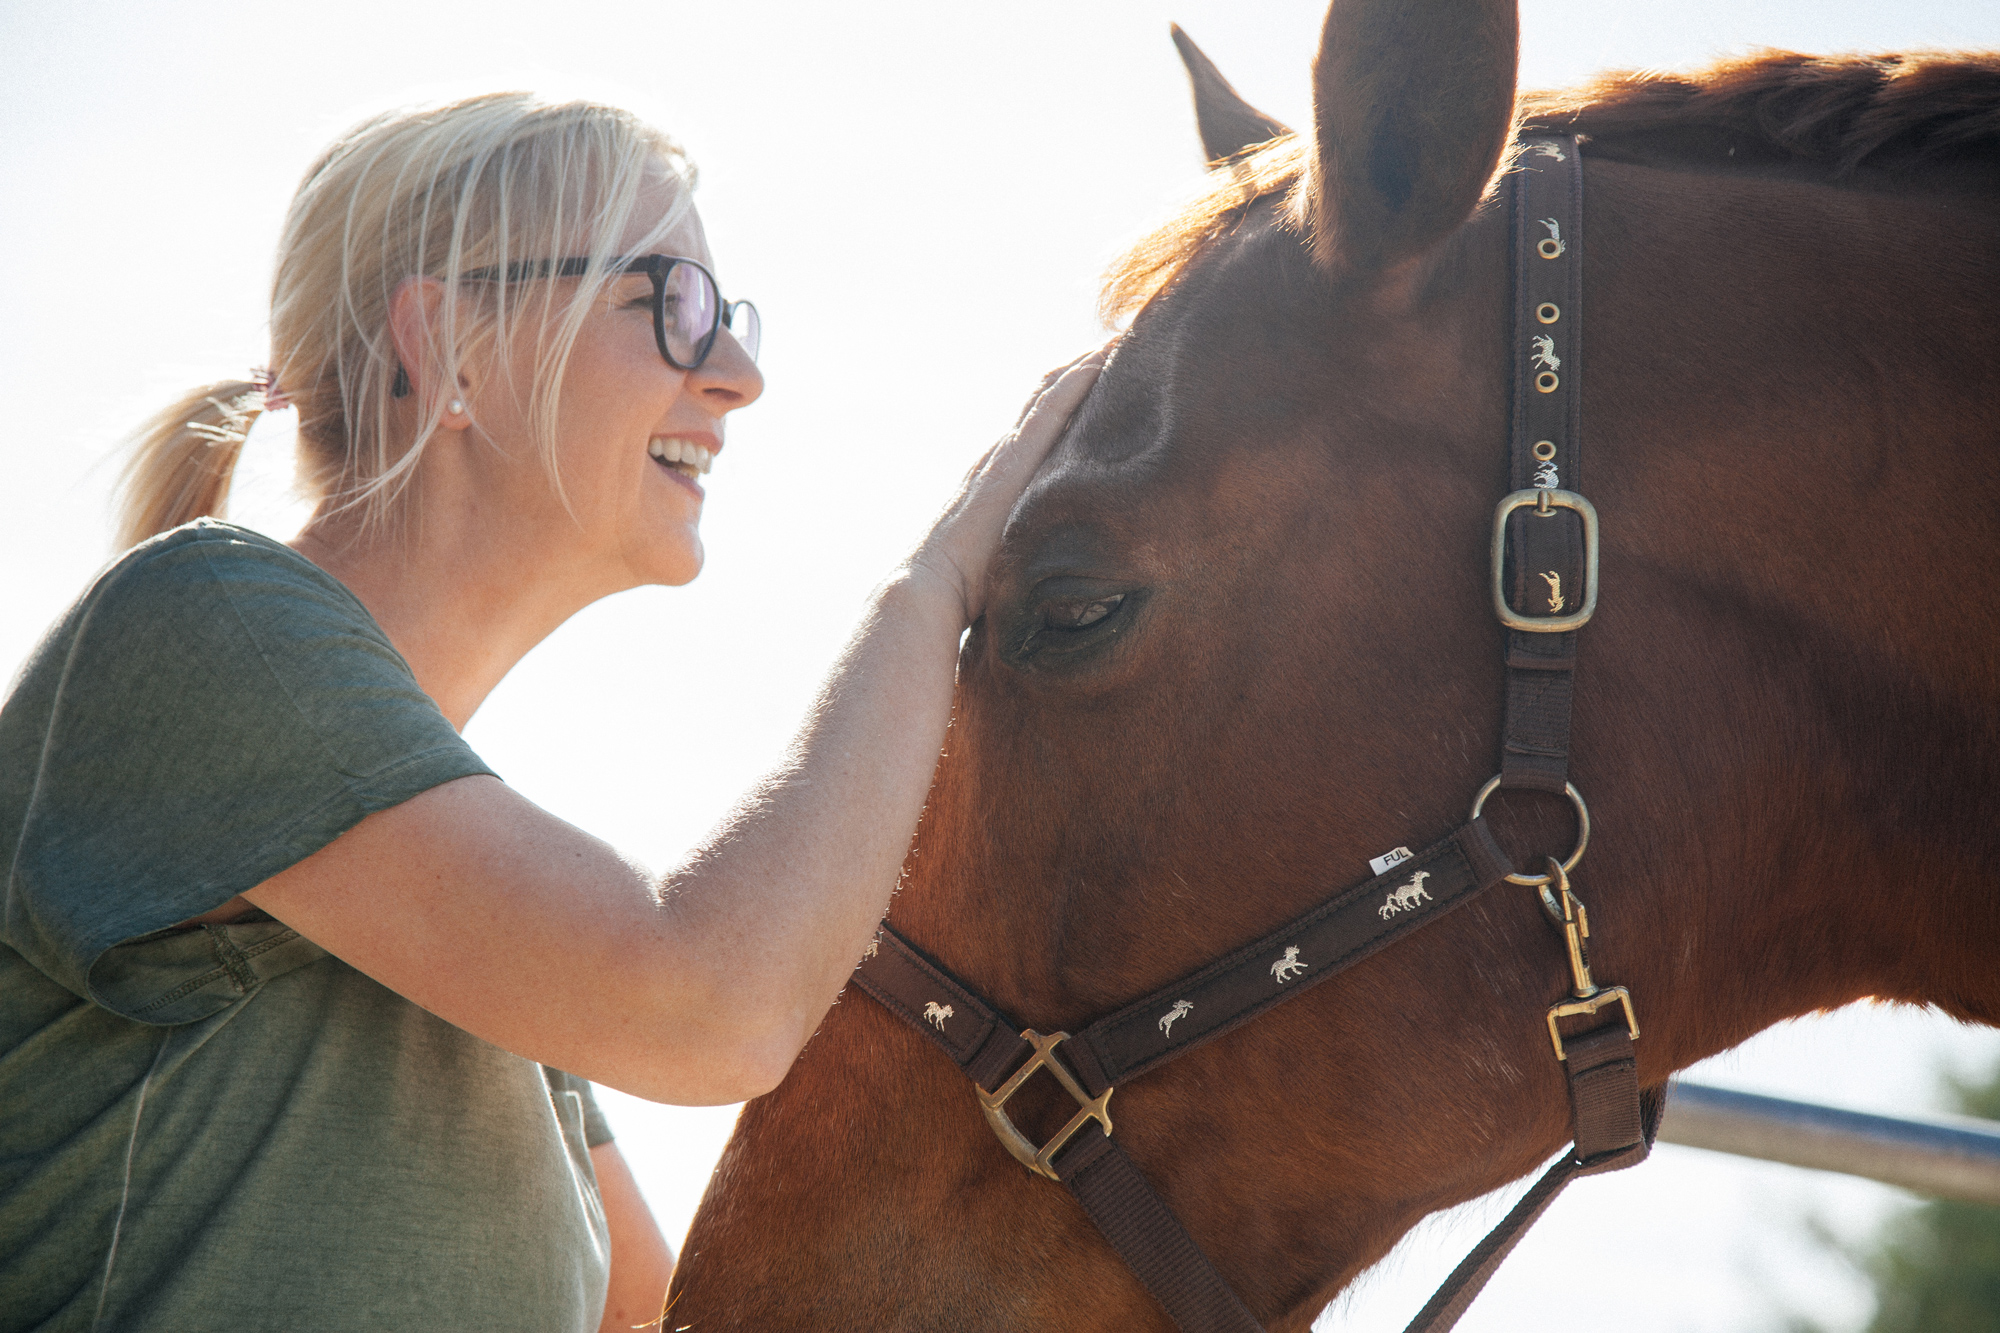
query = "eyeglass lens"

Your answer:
(659, 261), (720, 367)
(726, 301), (761, 363)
